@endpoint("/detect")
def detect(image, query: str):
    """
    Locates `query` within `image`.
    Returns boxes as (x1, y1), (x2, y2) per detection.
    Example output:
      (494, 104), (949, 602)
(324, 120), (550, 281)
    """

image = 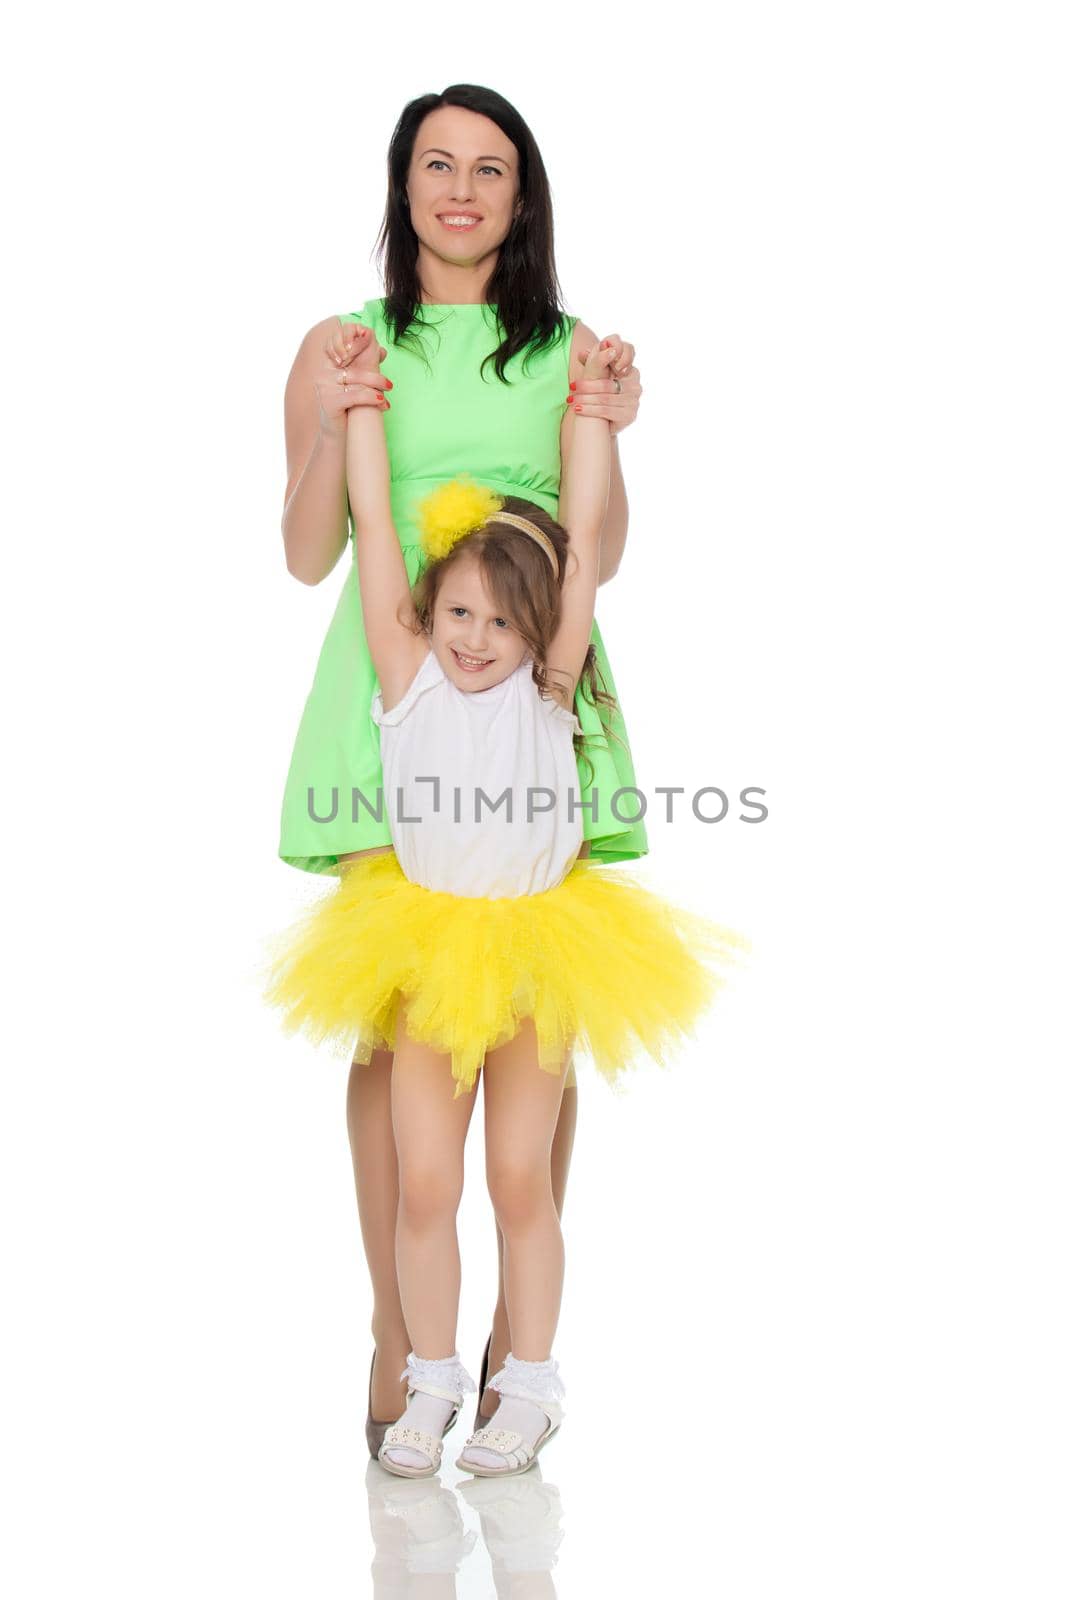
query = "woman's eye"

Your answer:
(427, 161), (501, 176)
(493, 618), (509, 629)
(450, 607), (467, 617)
